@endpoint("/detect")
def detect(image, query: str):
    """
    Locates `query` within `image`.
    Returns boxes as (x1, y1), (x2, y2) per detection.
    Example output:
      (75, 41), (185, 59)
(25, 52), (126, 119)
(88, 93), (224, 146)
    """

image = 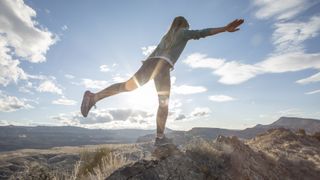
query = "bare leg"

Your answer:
(154, 66), (171, 138)
(94, 80), (136, 103)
